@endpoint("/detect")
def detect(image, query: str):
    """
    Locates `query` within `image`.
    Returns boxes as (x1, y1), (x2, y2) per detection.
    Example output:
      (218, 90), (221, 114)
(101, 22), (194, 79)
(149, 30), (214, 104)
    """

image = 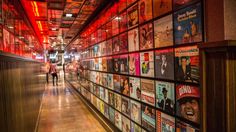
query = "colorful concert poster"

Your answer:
(140, 51), (154, 77)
